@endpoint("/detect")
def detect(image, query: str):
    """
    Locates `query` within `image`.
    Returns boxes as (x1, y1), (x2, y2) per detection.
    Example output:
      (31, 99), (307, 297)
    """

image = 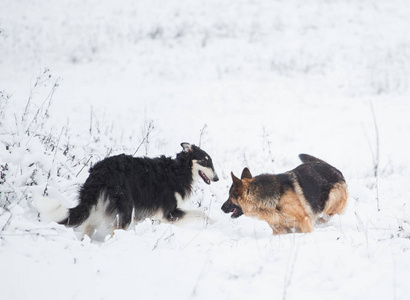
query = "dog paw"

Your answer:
(166, 208), (186, 222)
